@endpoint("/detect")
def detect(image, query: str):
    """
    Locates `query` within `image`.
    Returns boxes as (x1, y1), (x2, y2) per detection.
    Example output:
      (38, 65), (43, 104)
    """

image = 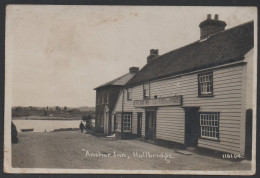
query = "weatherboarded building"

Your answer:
(94, 67), (139, 135)
(112, 15), (254, 156)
